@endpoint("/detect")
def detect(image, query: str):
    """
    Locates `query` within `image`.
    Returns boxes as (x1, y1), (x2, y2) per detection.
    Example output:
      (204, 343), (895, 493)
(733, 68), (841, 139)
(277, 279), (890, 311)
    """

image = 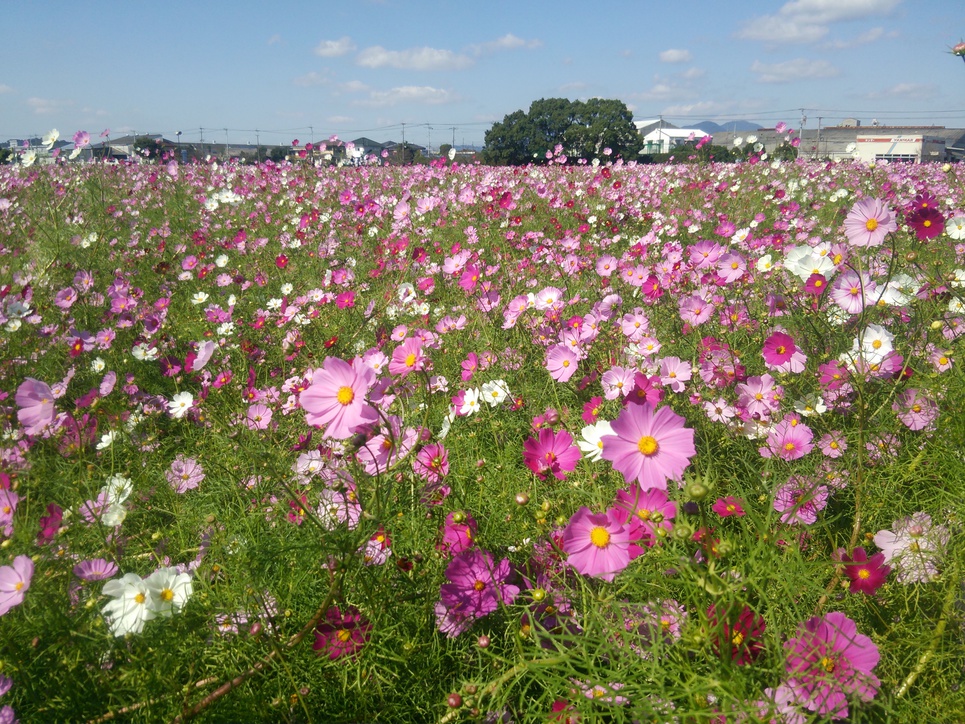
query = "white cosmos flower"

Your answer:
(190, 292), (209, 305)
(481, 379), (511, 407)
(102, 573), (156, 636)
(215, 254), (229, 267)
(459, 388), (481, 416)
(733, 137), (744, 147)
(131, 342), (158, 361)
(168, 391), (194, 419)
(578, 420), (614, 462)
(946, 216), (965, 241)
(20, 150), (37, 168)
(96, 430), (119, 450)
(42, 129), (59, 147)
(280, 283), (294, 295)
(144, 567), (193, 617)
(91, 357), (106, 372)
